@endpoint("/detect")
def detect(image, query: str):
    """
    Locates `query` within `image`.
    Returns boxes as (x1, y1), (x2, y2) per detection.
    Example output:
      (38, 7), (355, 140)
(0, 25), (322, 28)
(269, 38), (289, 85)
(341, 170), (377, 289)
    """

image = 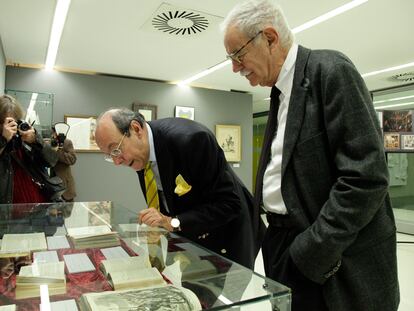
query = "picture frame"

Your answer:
(132, 102), (157, 121)
(382, 110), (413, 132)
(401, 134), (414, 150)
(64, 115), (100, 152)
(215, 124), (241, 162)
(175, 105), (195, 120)
(384, 133), (400, 150)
